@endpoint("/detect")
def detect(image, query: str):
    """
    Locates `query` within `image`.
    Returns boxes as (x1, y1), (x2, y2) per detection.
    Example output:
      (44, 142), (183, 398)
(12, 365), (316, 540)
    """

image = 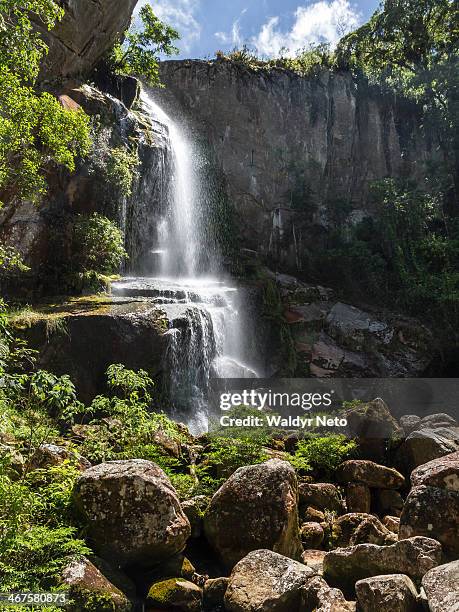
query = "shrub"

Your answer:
(105, 146), (140, 198)
(293, 435), (357, 478)
(72, 213), (127, 275)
